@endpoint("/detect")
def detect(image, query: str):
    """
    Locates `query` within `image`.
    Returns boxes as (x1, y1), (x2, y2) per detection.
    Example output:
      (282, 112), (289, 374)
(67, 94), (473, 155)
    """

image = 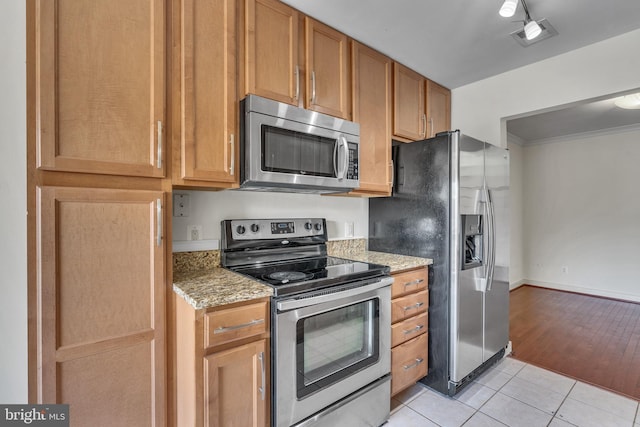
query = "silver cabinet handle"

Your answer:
(429, 117), (434, 137)
(294, 65), (300, 101)
(157, 120), (163, 169)
(403, 358), (424, 370)
(258, 351), (266, 401)
(156, 198), (162, 247)
(403, 278), (424, 289)
(229, 133), (235, 176)
(403, 302), (424, 311)
(213, 318), (264, 334)
(311, 70), (317, 104)
(402, 324), (425, 335)
(421, 114), (427, 138)
(389, 161), (394, 189)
